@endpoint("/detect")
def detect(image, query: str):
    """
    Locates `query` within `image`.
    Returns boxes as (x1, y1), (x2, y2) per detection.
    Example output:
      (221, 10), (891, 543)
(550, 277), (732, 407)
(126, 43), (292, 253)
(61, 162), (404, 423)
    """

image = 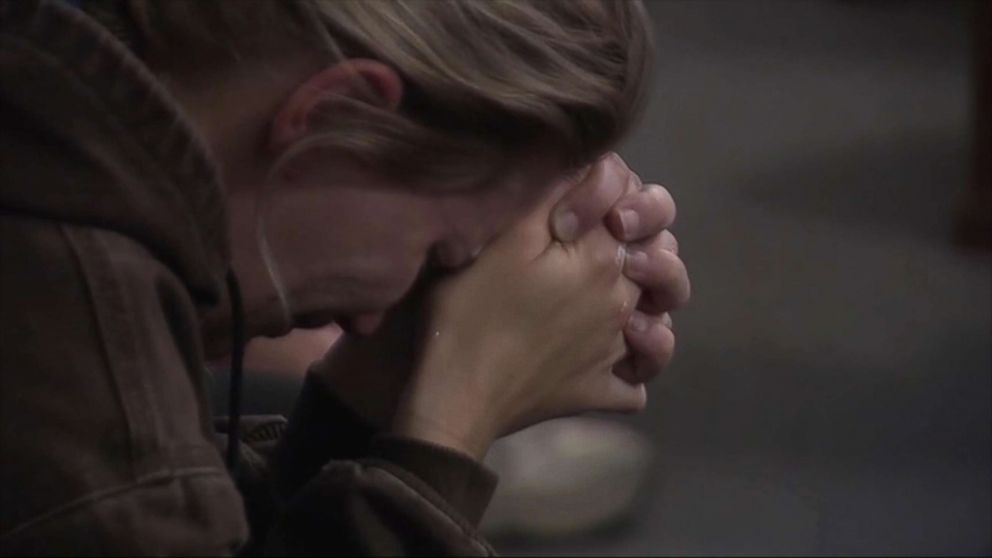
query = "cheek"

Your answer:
(264, 187), (436, 310)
